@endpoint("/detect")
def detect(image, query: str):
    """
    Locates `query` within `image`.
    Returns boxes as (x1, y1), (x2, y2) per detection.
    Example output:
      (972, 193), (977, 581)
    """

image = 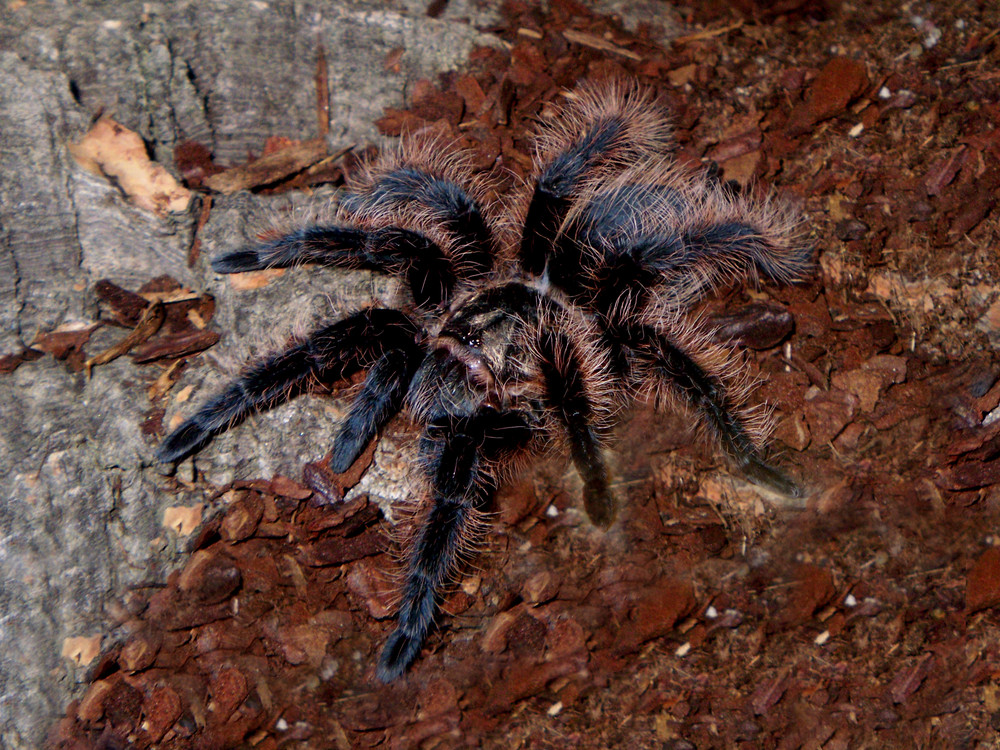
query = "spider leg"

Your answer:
(677, 218), (812, 292)
(565, 179), (810, 320)
(520, 118), (626, 276)
(520, 80), (673, 276)
(156, 308), (420, 464)
(536, 329), (616, 527)
(211, 226), (457, 310)
(377, 408), (533, 681)
(615, 323), (801, 498)
(340, 168), (494, 278)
